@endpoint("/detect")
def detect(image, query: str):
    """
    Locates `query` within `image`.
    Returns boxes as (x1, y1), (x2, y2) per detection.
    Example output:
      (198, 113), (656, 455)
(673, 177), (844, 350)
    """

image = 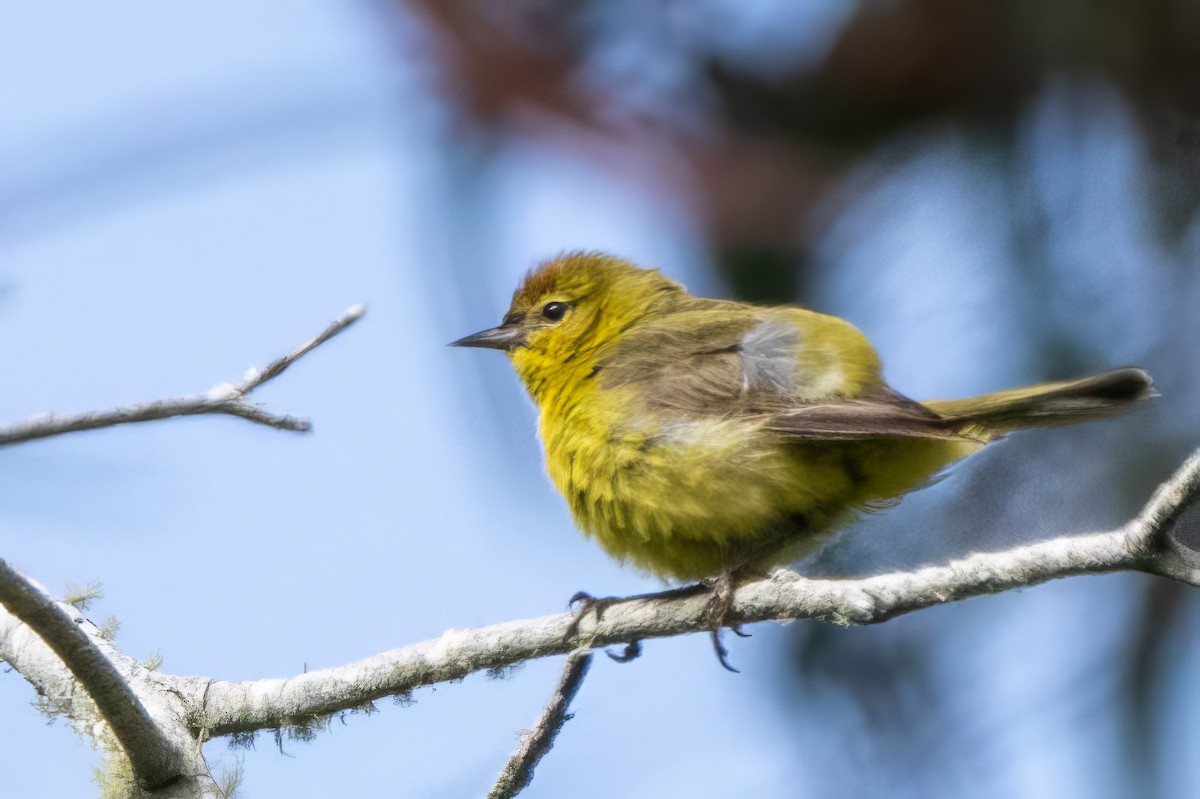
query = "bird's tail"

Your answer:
(925, 367), (1155, 441)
